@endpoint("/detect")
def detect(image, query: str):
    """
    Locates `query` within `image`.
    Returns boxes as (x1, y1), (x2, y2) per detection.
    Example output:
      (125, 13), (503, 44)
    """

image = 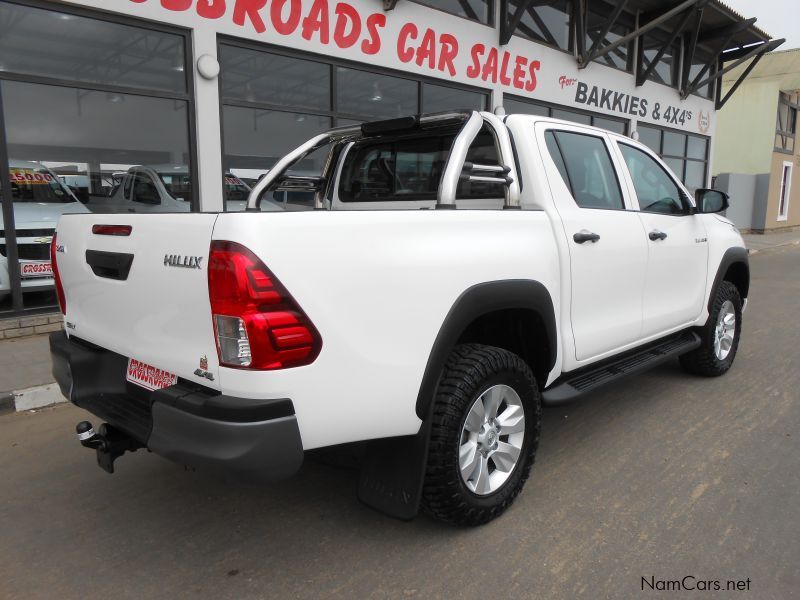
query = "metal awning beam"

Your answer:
(681, 6), (704, 92)
(688, 37), (784, 97)
(716, 38), (784, 109)
(636, 4), (698, 86)
(697, 16), (757, 44)
(578, 0), (704, 69)
(580, 0), (629, 67)
(500, 0), (550, 45)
